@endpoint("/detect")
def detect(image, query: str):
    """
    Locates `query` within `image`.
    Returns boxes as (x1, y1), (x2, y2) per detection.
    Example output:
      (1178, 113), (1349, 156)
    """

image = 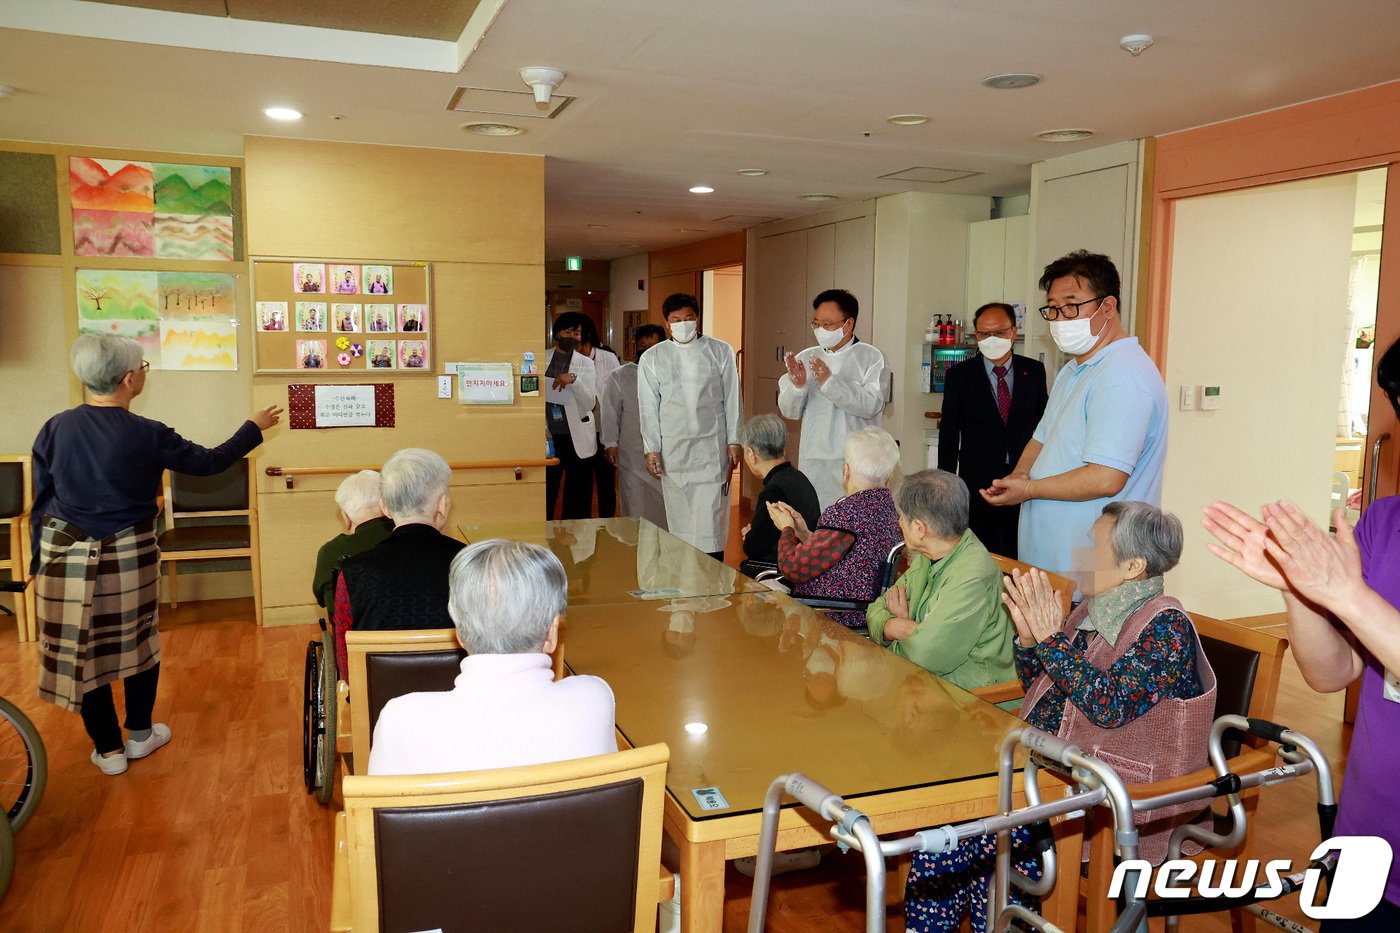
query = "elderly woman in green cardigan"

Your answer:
(866, 469), (1016, 691)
